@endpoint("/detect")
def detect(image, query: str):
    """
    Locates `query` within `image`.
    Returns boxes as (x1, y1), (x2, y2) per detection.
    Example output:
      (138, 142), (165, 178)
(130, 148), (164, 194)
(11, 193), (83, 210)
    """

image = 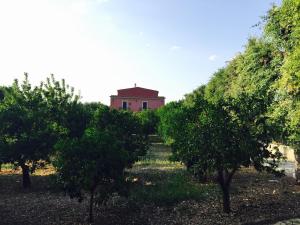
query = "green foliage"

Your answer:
(157, 101), (185, 145)
(264, 0), (300, 154)
(167, 0), (300, 212)
(264, 0), (300, 53)
(54, 126), (128, 198)
(0, 74), (55, 188)
(161, 92), (282, 212)
(54, 107), (149, 222)
(205, 68), (234, 103)
(0, 73), (150, 221)
(158, 12), (298, 209)
(279, 45), (300, 96)
(182, 1), (300, 211)
(184, 85), (206, 107)
(42, 74), (82, 138)
(0, 74), (83, 188)
(206, 38), (282, 107)
(135, 109), (160, 135)
(203, 1), (300, 159)
(93, 107), (149, 163)
(0, 87), (5, 101)
(271, 46), (300, 152)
